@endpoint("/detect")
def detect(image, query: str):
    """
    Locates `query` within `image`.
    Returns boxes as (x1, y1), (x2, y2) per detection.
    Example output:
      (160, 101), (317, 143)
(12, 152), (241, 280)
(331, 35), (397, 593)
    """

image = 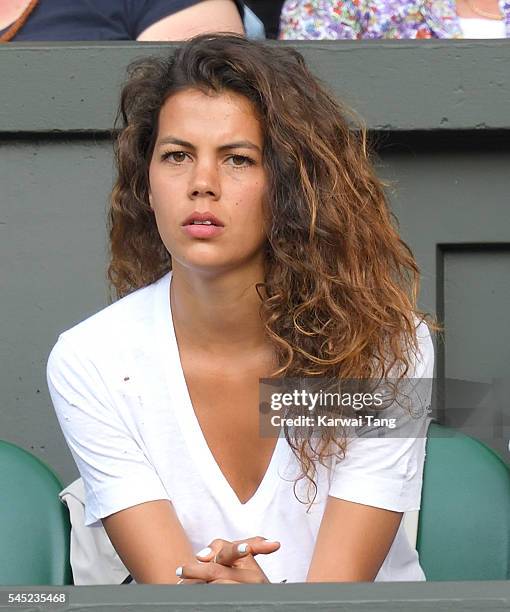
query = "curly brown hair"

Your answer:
(108, 33), (439, 504)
